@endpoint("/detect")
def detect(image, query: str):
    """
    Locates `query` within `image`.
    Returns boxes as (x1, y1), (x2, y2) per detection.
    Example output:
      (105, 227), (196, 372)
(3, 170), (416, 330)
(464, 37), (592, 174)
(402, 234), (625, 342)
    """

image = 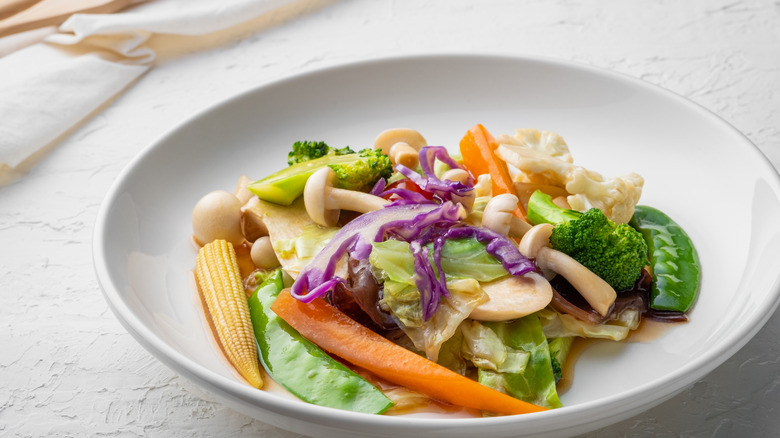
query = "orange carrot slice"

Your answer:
(271, 289), (547, 415)
(459, 124), (526, 219)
